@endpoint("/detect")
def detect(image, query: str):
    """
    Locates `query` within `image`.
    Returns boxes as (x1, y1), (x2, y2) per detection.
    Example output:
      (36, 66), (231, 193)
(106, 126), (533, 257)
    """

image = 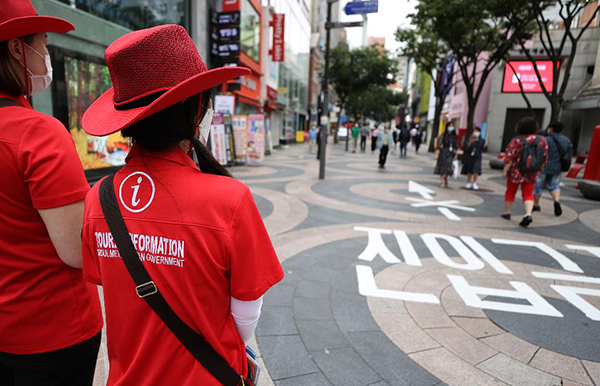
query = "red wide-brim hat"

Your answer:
(0, 1), (74, 41)
(83, 25), (250, 137)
